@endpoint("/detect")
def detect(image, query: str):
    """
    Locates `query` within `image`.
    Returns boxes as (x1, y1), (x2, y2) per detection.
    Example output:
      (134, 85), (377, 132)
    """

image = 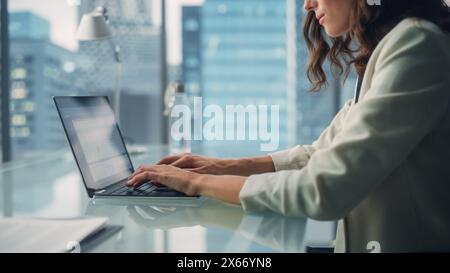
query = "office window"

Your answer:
(175, 0), (356, 157)
(3, 0), (357, 161)
(0, 0), (9, 163)
(7, 0), (164, 160)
